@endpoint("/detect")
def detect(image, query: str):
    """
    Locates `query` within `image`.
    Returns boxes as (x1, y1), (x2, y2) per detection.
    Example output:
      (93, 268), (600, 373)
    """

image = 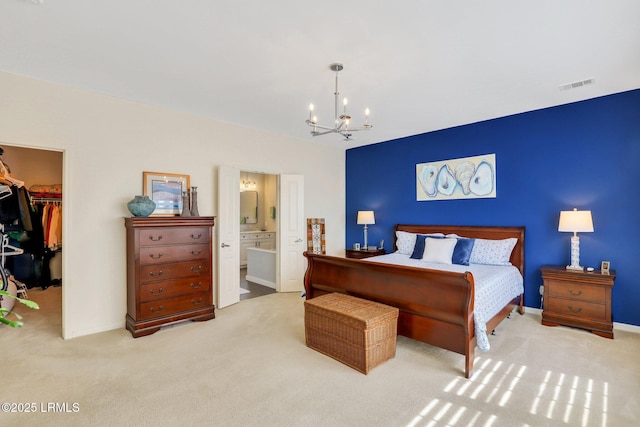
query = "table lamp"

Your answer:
(357, 210), (375, 250)
(558, 208), (593, 271)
